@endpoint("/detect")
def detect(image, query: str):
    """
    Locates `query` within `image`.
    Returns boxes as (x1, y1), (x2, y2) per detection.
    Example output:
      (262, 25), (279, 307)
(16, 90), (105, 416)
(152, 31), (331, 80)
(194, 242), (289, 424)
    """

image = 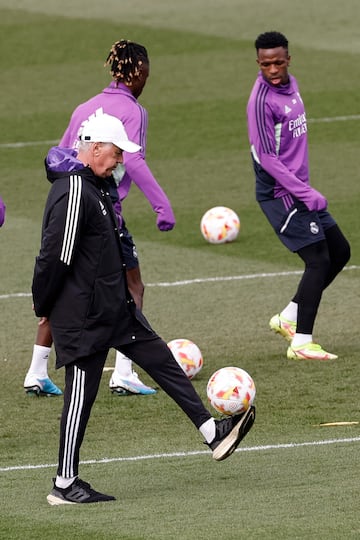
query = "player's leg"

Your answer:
(110, 225), (156, 395)
(291, 215), (350, 319)
(262, 199), (338, 359)
(120, 336), (255, 460)
(24, 318), (62, 396)
(287, 240), (337, 359)
(270, 223), (350, 342)
(293, 239), (330, 334)
(288, 218), (350, 359)
(322, 223), (351, 288)
(258, 198), (298, 339)
(47, 350), (115, 505)
(126, 264), (144, 310)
